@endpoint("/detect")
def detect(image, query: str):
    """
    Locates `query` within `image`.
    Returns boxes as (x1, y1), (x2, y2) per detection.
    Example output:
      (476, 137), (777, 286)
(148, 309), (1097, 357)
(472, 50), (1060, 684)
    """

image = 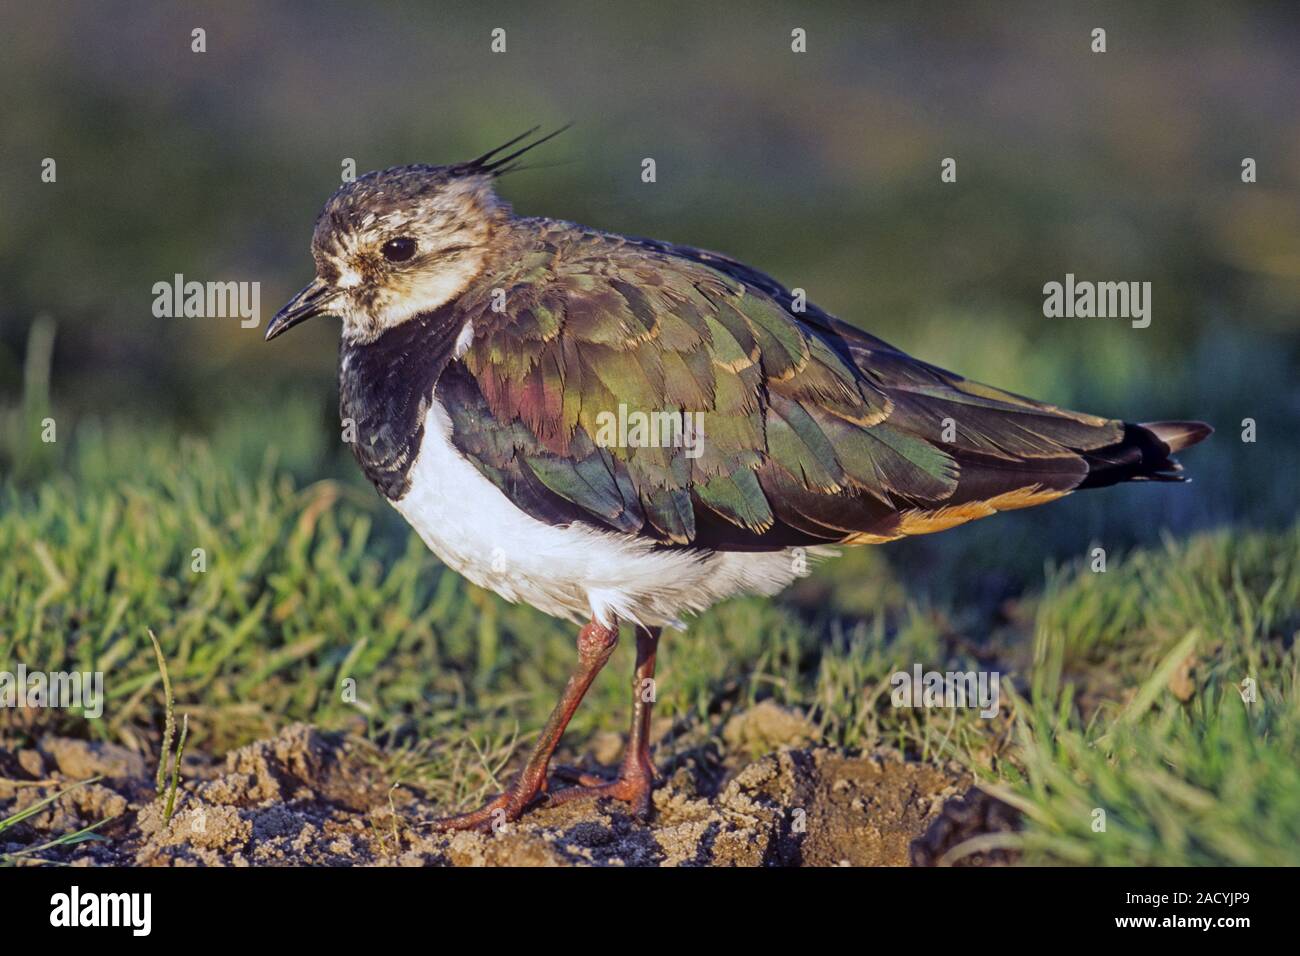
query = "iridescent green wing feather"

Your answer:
(437, 222), (1127, 548)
